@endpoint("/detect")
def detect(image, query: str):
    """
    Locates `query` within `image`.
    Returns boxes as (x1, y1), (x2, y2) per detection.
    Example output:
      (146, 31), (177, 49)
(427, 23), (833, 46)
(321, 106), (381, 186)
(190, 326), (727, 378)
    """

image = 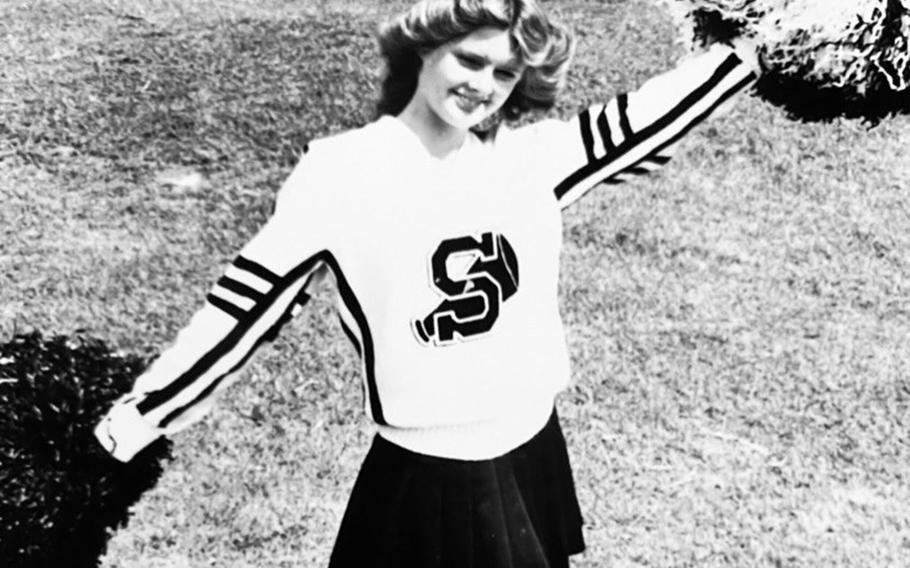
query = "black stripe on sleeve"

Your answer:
(578, 108), (596, 164)
(338, 316), (363, 357)
(619, 74), (754, 184)
(159, 283), (317, 428)
(554, 53), (746, 202)
(216, 275), (265, 303)
(626, 53), (746, 147)
(206, 293), (247, 320)
(322, 253), (385, 425)
(647, 75), (754, 157)
(138, 255), (323, 417)
(159, 302), (299, 428)
(618, 153), (673, 176)
(616, 93), (634, 141)
(596, 107), (615, 153)
(643, 154), (672, 165)
(233, 255), (281, 286)
(142, 251), (387, 429)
